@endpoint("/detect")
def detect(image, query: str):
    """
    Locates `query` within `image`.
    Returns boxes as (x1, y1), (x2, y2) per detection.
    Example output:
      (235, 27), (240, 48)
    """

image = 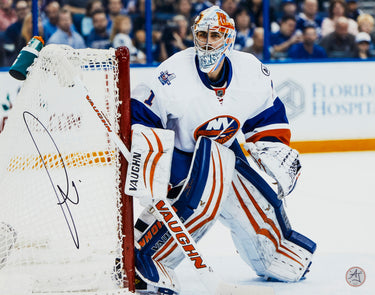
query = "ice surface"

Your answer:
(172, 152), (375, 294)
